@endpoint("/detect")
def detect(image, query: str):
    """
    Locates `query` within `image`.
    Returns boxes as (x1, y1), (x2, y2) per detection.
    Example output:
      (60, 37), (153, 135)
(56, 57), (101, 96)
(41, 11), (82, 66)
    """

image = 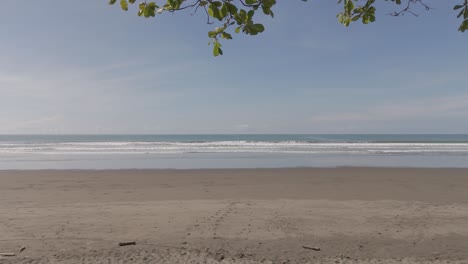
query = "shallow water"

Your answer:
(1, 134), (468, 169)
